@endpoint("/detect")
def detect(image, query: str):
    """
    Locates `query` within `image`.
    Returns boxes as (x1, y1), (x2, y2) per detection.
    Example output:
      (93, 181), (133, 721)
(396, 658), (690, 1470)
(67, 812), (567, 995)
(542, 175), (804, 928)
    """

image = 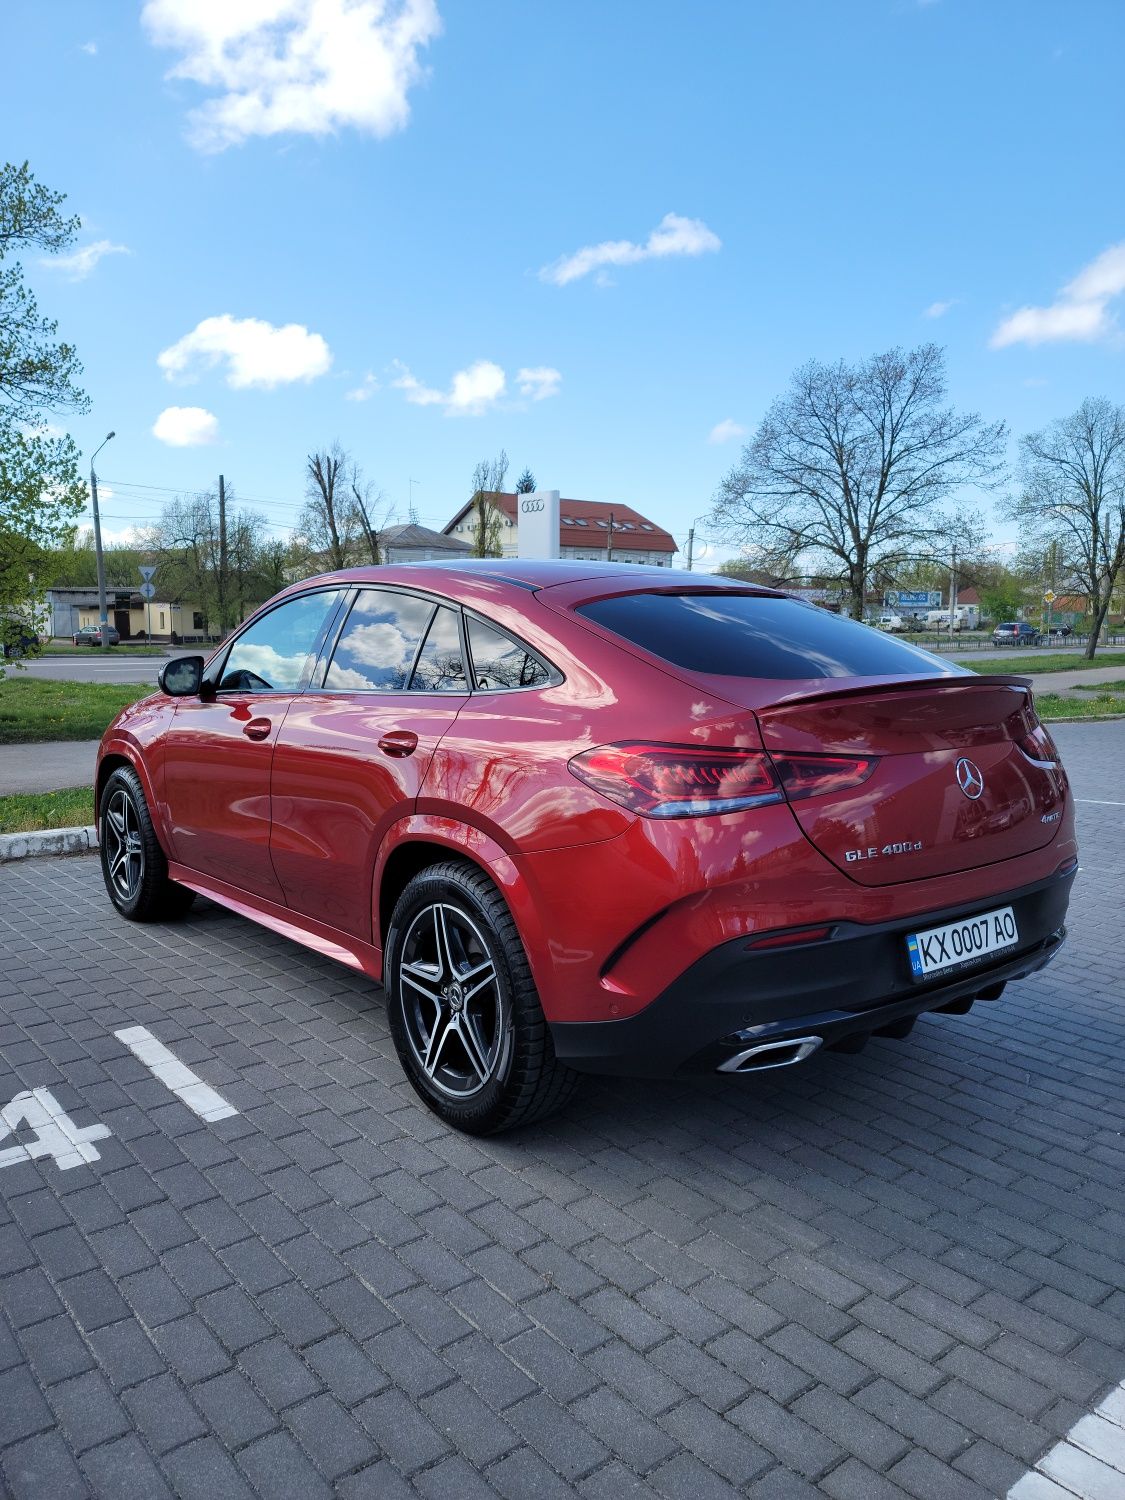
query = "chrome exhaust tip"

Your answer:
(718, 1035), (824, 1074)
